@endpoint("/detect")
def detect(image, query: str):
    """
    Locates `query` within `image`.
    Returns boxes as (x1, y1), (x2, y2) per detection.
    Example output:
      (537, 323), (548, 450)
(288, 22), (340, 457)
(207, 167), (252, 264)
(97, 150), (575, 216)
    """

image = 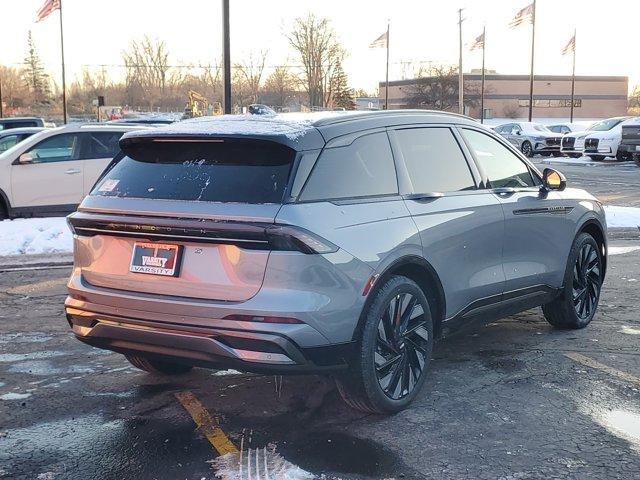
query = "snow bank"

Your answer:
(603, 206), (640, 229)
(0, 217), (72, 256)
